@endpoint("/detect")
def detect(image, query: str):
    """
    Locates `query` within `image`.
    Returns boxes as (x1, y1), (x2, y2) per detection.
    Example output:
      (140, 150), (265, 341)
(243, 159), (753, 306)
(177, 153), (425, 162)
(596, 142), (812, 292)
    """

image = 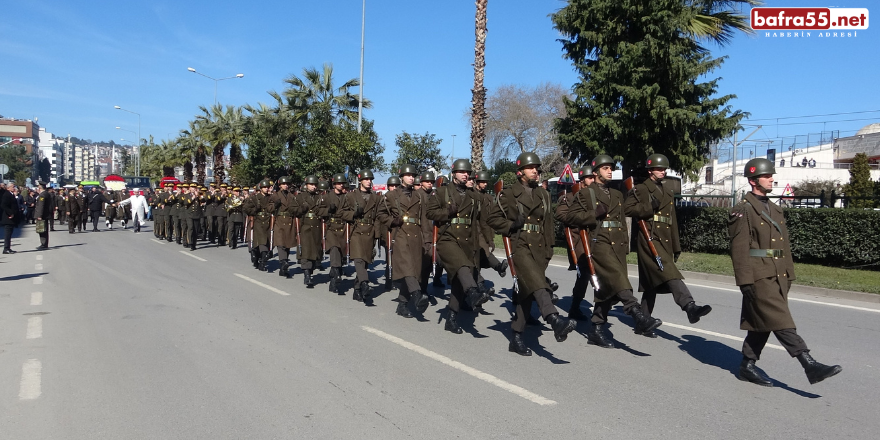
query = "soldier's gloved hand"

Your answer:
(447, 203), (458, 218)
(674, 252), (681, 263)
(651, 196), (661, 211)
(740, 284), (757, 302)
(508, 214), (525, 234)
(328, 204), (337, 214)
(391, 216), (403, 227)
(594, 202), (608, 220)
(354, 205), (364, 218)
